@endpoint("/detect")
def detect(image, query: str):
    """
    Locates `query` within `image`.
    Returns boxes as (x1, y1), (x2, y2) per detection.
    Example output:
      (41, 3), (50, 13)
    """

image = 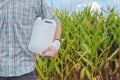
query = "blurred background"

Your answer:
(46, 0), (120, 15)
(36, 0), (120, 80)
